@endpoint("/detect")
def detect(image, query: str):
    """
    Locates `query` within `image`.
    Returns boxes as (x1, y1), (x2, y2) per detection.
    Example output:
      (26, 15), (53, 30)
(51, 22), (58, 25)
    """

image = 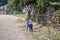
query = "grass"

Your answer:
(12, 13), (26, 23)
(12, 13), (26, 18)
(26, 25), (60, 40)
